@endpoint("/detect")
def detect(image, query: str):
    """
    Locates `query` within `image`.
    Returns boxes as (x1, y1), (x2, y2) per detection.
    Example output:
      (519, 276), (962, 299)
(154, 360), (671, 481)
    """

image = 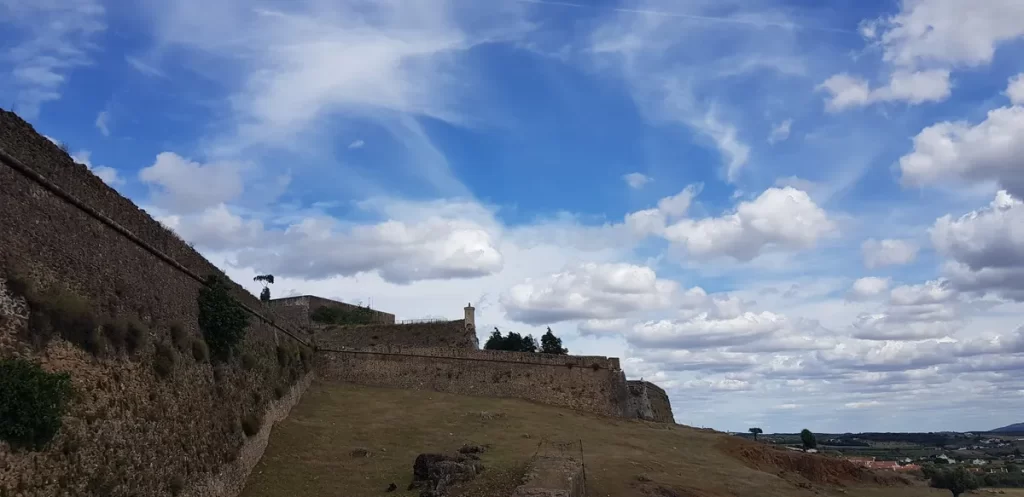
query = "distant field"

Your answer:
(241, 382), (949, 497)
